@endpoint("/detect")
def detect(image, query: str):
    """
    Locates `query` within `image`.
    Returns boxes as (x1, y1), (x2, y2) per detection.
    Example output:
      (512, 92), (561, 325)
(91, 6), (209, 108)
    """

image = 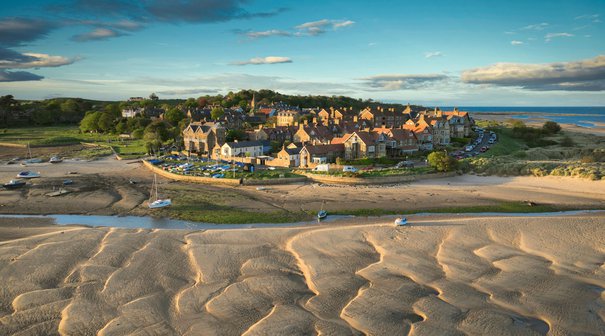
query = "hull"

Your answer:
(16, 172), (40, 179)
(317, 211), (327, 220)
(3, 182), (26, 189)
(395, 218), (407, 226)
(149, 199), (172, 209)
